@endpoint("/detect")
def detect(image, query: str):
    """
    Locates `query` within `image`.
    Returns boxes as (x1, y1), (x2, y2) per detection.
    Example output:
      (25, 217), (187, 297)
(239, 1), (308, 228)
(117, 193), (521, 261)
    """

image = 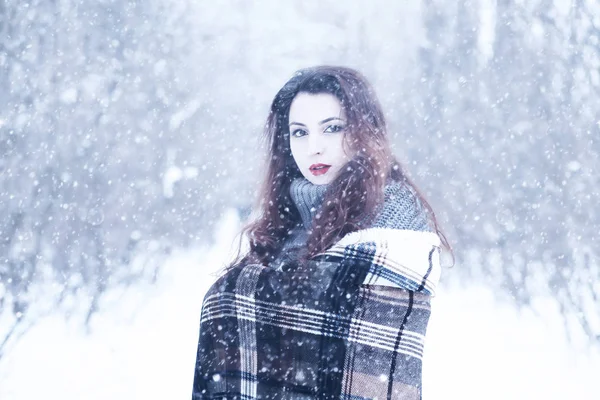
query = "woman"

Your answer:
(192, 66), (452, 399)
